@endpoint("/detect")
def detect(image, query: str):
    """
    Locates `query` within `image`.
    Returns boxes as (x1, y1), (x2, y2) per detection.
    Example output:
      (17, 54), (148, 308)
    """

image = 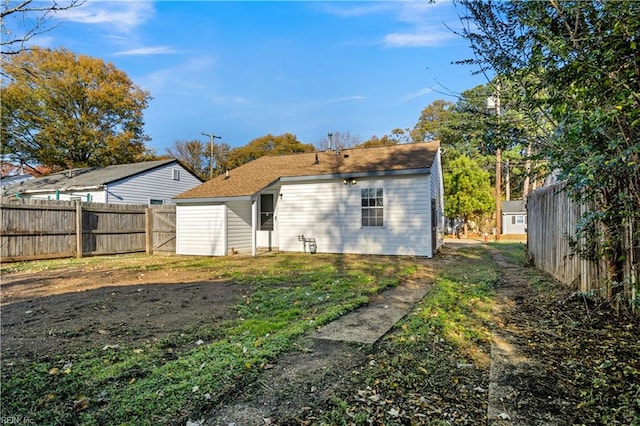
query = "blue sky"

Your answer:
(41, 1), (488, 154)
